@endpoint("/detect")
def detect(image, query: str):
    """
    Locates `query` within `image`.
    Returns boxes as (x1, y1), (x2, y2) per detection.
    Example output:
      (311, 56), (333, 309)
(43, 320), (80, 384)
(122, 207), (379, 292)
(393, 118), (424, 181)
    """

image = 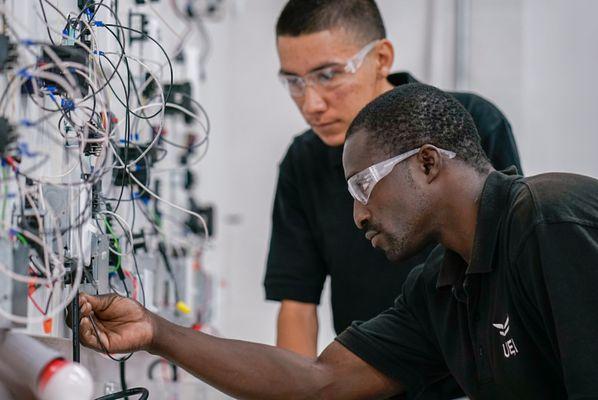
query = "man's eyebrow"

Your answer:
(278, 62), (343, 76)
